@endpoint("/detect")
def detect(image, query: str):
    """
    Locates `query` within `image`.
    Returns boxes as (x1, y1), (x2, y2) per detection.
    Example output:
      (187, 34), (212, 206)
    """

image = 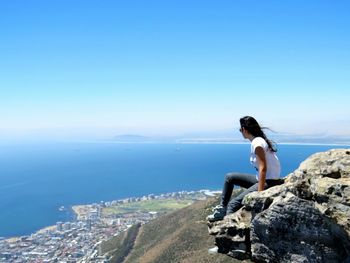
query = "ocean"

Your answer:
(0, 142), (348, 238)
